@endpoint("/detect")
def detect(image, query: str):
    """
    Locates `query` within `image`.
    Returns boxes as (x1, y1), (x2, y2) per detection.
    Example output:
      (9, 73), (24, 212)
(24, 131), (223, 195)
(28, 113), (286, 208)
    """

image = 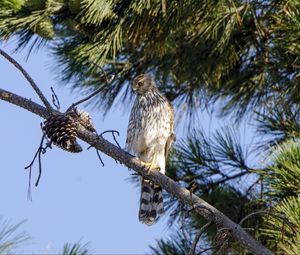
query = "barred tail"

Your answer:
(139, 179), (164, 226)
